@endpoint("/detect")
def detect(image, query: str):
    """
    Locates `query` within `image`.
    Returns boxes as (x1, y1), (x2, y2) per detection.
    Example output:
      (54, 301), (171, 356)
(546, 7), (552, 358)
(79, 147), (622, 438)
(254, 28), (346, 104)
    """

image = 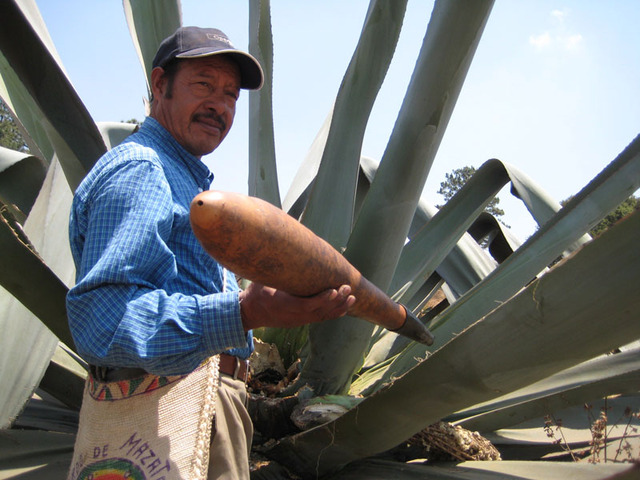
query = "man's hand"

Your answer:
(238, 283), (356, 331)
